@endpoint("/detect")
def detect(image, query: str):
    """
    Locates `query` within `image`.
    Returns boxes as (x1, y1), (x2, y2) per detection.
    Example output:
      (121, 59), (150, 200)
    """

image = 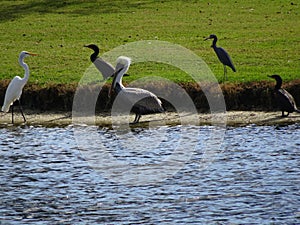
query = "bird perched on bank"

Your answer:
(109, 56), (164, 124)
(268, 74), (300, 117)
(2, 51), (37, 123)
(205, 34), (236, 81)
(84, 44), (115, 80)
